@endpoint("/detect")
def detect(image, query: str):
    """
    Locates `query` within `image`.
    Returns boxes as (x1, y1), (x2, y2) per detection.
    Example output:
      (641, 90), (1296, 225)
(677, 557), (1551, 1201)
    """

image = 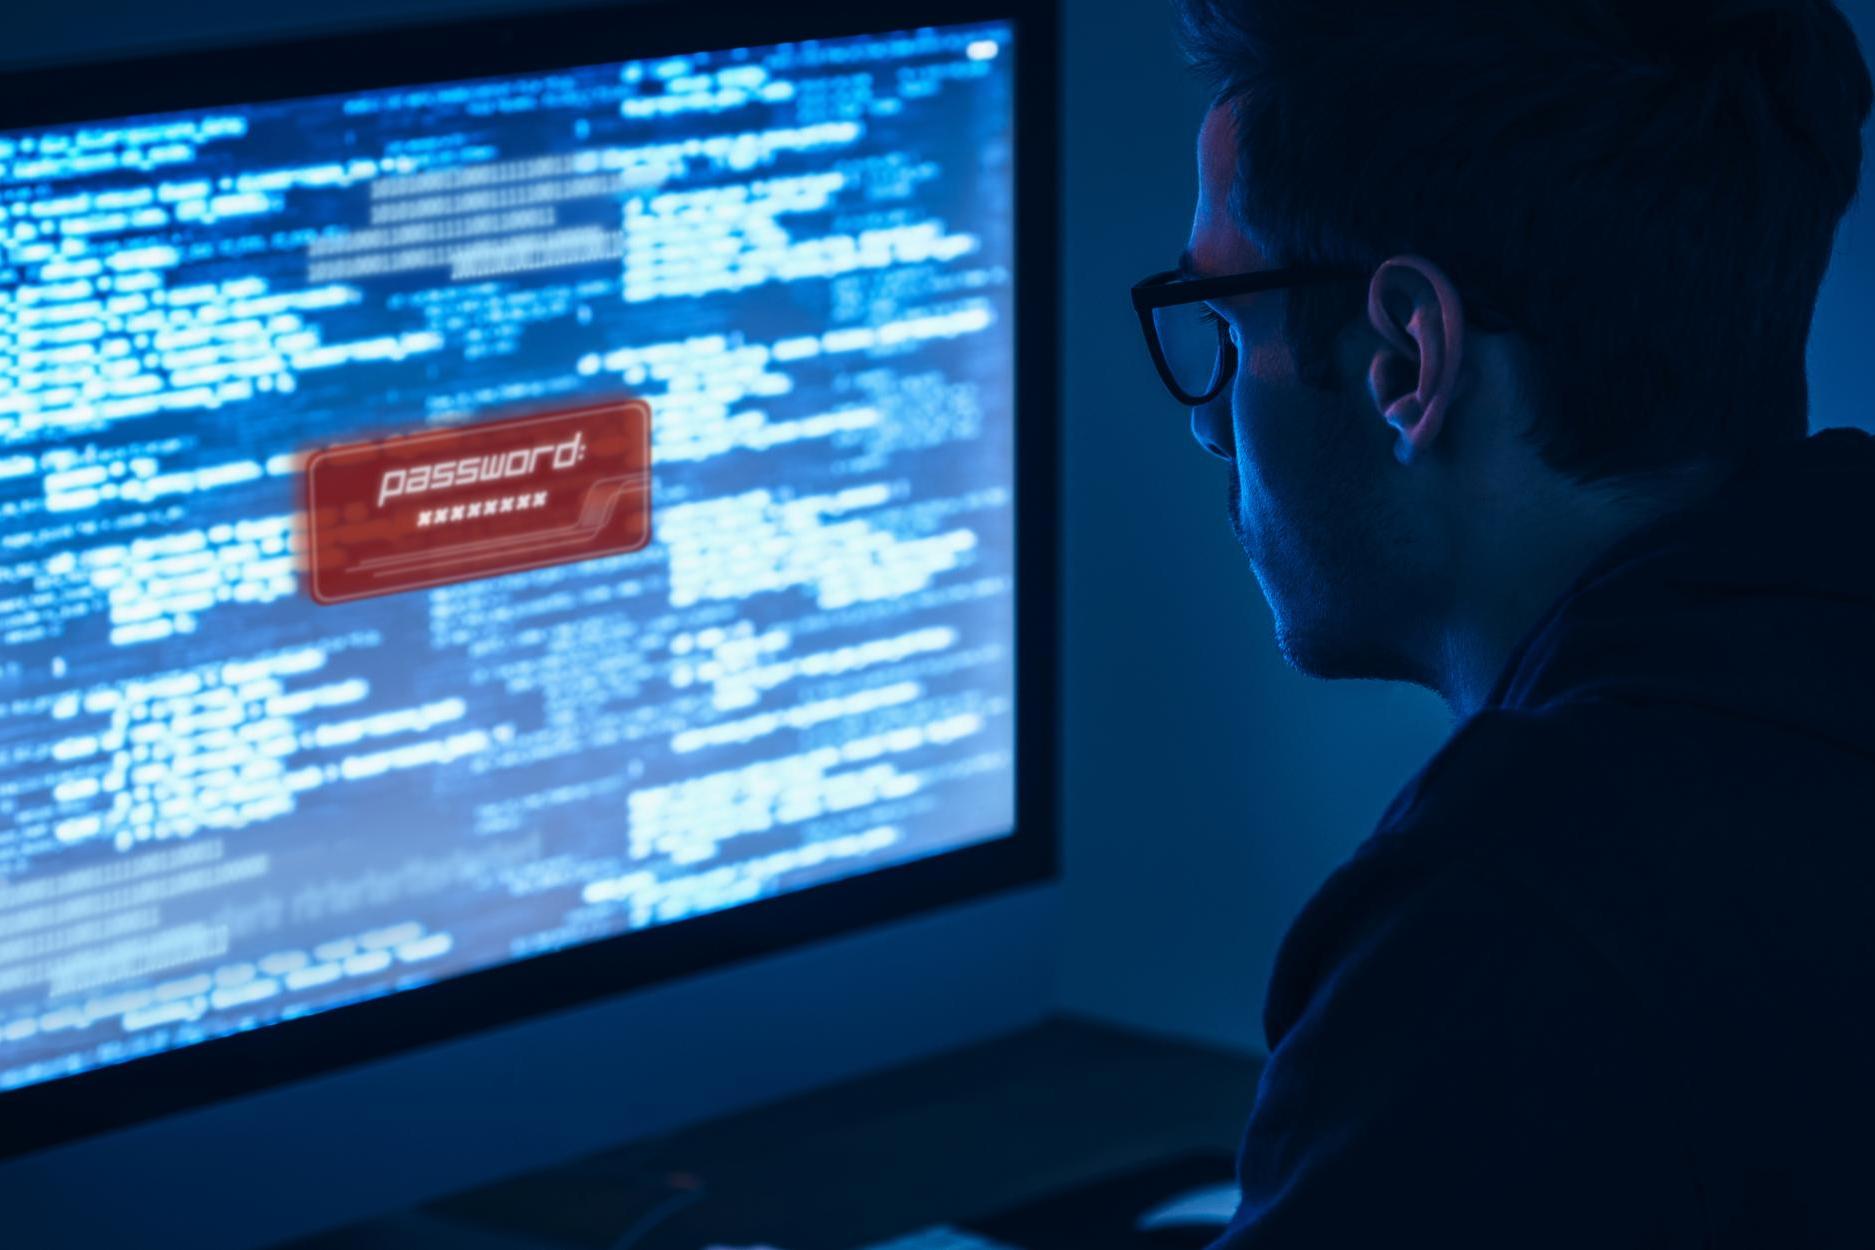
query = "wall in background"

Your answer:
(1055, 0), (1875, 1056)
(1810, 1), (1875, 435)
